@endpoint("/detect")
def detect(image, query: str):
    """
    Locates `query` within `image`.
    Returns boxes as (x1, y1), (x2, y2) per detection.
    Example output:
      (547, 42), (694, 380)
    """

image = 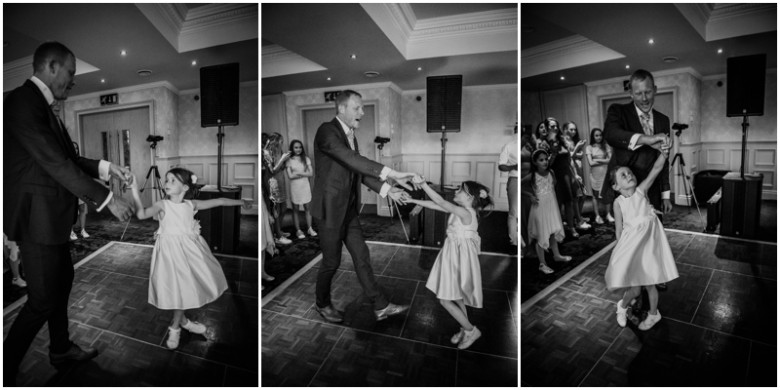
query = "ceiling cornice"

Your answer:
(522, 35), (625, 79)
(136, 3), (257, 53)
(361, 4), (516, 60)
(261, 44), (326, 79)
(675, 3), (776, 42)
